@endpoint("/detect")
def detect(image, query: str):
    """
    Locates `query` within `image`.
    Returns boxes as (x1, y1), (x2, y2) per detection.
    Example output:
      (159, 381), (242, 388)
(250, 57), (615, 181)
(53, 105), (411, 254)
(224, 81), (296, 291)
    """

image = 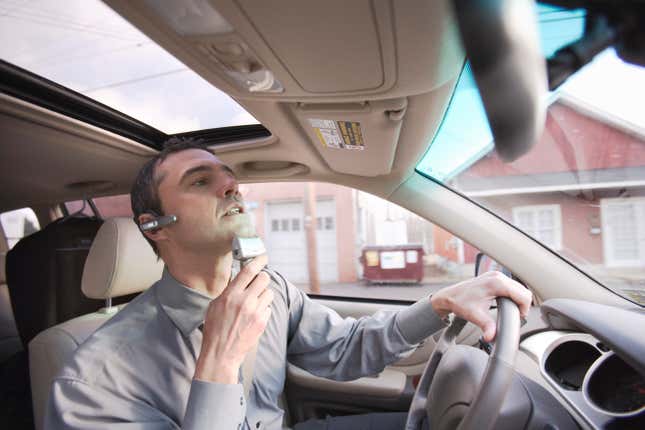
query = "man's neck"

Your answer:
(163, 248), (233, 298)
